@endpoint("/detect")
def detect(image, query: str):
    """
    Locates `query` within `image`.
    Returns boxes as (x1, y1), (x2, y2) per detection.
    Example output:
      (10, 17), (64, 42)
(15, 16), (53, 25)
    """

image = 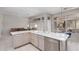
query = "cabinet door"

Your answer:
(44, 37), (59, 51)
(0, 15), (3, 38)
(30, 33), (34, 44)
(13, 33), (30, 48)
(38, 35), (44, 51)
(30, 33), (39, 47)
